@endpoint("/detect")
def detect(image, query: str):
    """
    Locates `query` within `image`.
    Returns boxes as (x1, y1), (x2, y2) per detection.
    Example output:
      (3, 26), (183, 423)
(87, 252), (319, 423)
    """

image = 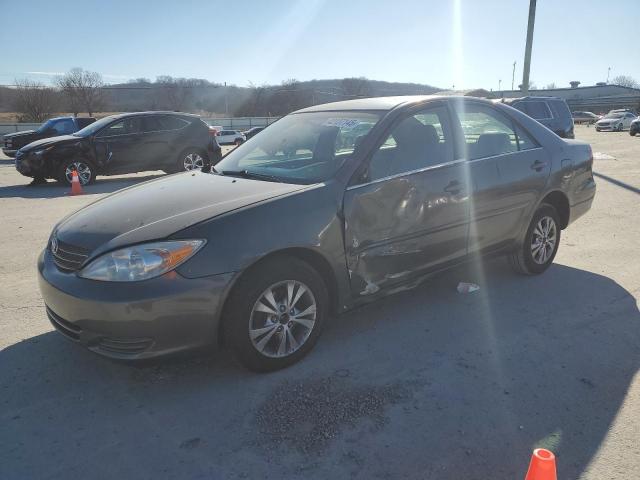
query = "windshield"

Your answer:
(604, 113), (624, 119)
(215, 111), (381, 184)
(73, 116), (117, 137)
(36, 119), (56, 133)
